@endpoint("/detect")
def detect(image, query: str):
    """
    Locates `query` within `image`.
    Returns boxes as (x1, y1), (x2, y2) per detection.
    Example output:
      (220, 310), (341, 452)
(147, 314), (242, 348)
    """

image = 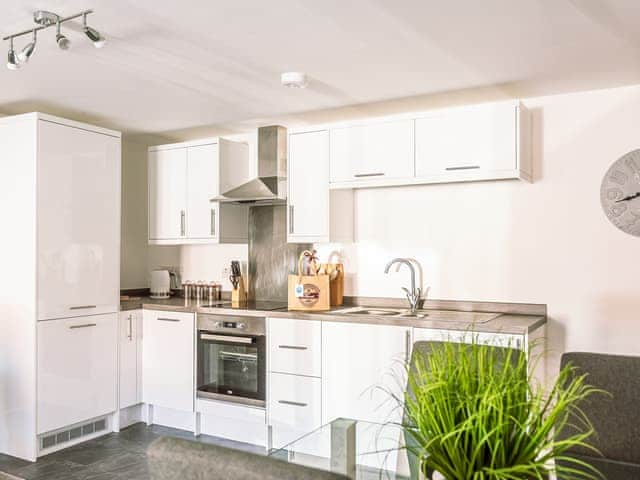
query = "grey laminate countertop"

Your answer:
(121, 296), (546, 335)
